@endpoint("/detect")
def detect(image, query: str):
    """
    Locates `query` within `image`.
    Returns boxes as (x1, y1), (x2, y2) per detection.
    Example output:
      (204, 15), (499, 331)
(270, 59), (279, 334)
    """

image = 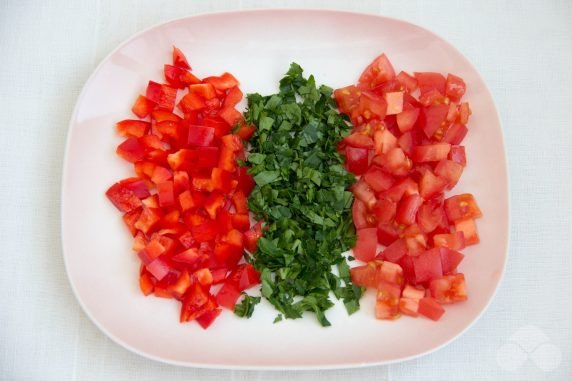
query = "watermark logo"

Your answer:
(496, 325), (562, 371)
